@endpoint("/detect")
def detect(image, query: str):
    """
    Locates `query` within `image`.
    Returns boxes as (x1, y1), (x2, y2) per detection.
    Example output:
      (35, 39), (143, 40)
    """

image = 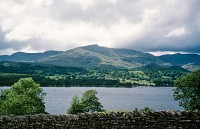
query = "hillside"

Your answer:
(158, 53), (200, 71)
(0, 51), (63, 62)
(38, 44), (163, 68)
(158, 53), (200, 66)
(0, 61), (188, 87)
(0, 45), (199, 70)
(0, 45), (191, 87)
